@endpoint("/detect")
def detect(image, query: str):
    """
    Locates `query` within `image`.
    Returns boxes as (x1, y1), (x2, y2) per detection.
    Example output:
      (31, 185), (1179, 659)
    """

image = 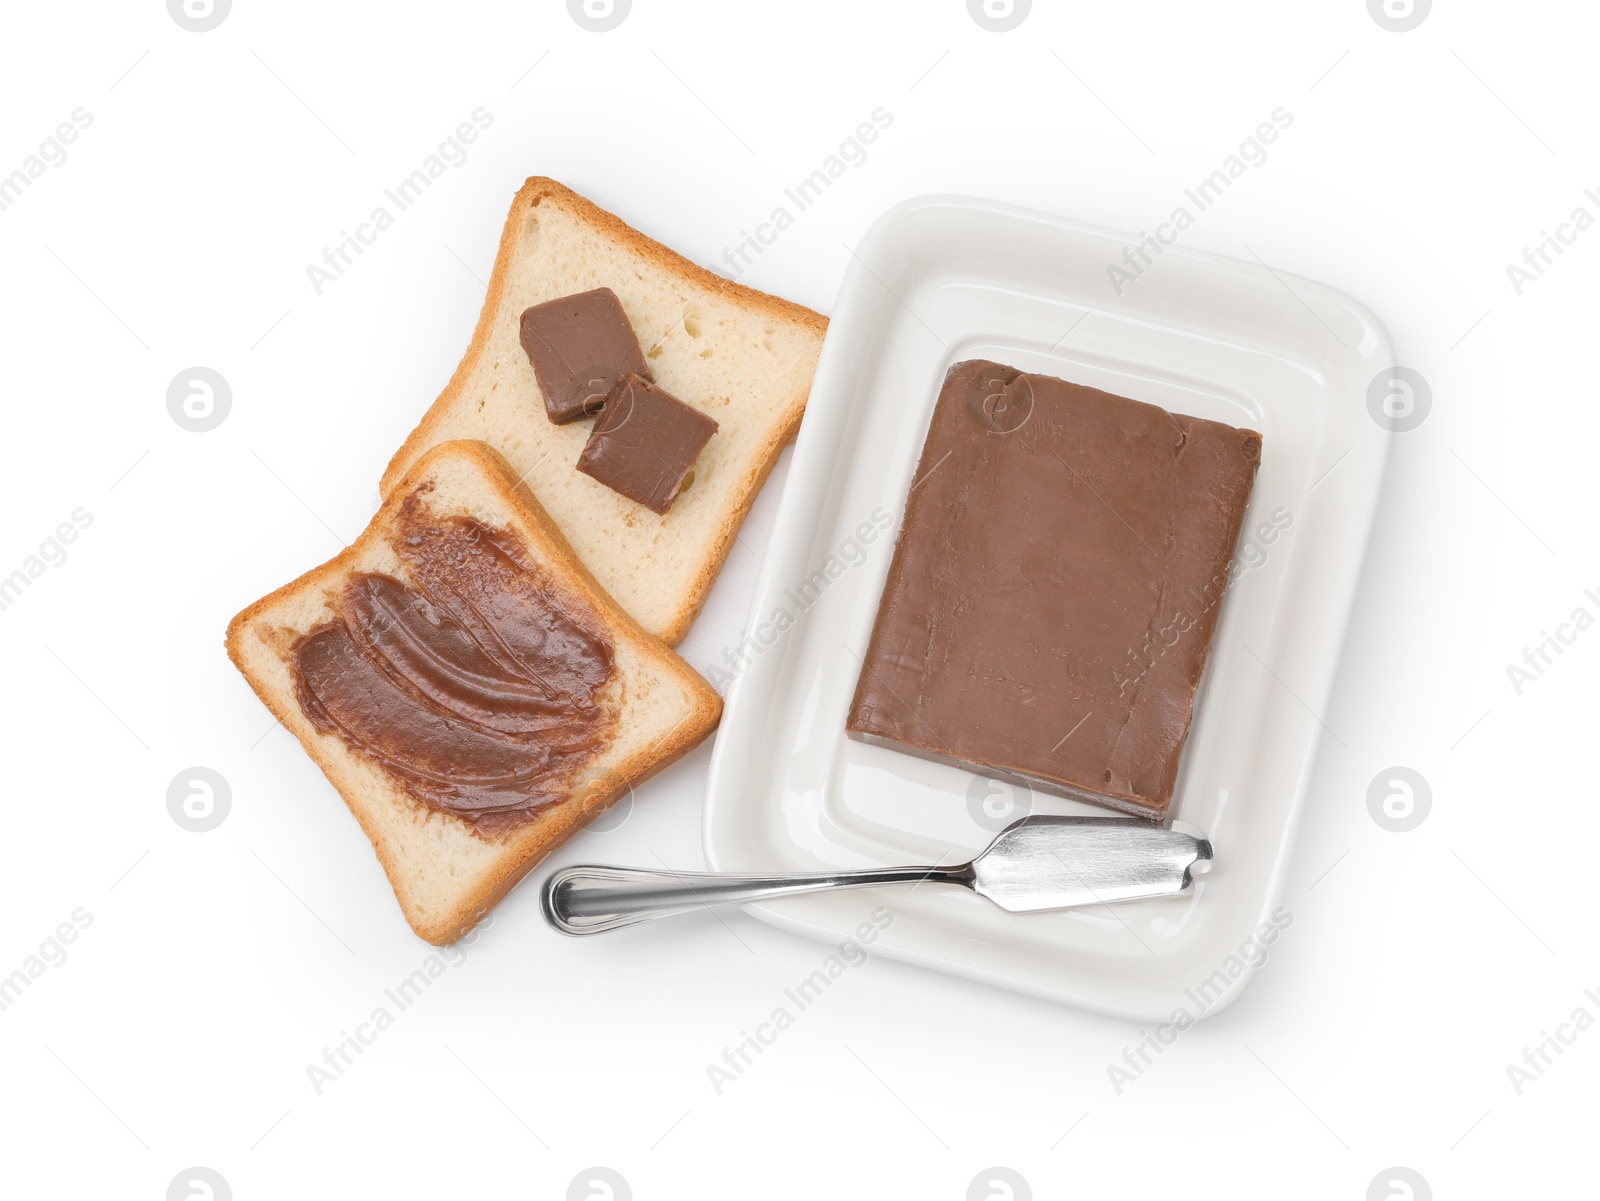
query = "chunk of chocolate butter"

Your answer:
(576, 374), (718, 515)
(846, 360), (1263, 819)
(519, 287), (652, 424)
